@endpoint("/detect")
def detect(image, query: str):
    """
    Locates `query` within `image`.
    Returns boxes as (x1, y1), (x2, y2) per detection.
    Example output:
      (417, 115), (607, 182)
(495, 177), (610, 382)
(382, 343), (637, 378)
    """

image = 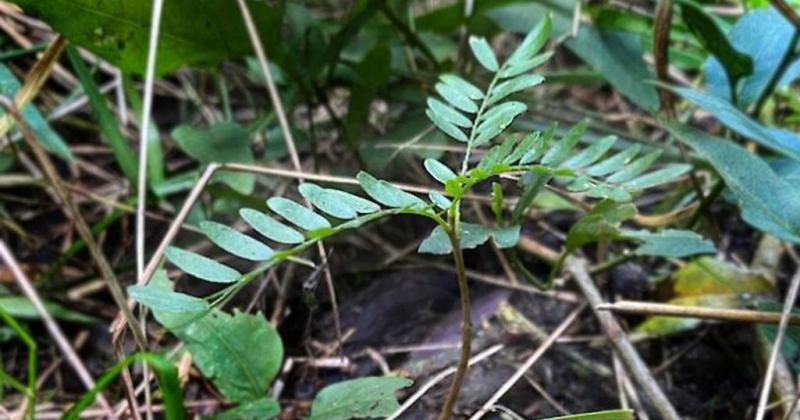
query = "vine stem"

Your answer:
(437, 202), (471, 420)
